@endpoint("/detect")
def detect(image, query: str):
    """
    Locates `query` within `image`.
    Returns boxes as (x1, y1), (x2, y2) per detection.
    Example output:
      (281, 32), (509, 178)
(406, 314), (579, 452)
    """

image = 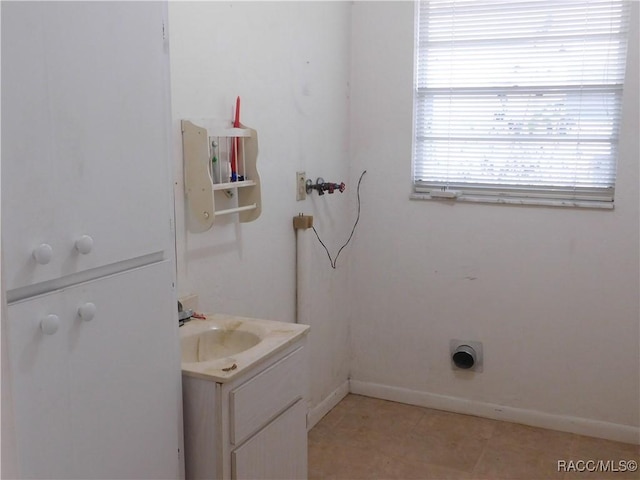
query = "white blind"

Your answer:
(413, 0), (631, 205)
